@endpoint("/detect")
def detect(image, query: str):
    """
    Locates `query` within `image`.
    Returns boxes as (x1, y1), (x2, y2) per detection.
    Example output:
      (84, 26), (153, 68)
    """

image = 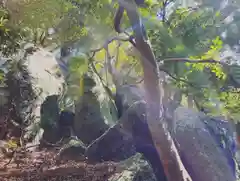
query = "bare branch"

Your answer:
(161, 58), (225, 65)
(90, 35), (131, 53)
(159, 67), (207, 89)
